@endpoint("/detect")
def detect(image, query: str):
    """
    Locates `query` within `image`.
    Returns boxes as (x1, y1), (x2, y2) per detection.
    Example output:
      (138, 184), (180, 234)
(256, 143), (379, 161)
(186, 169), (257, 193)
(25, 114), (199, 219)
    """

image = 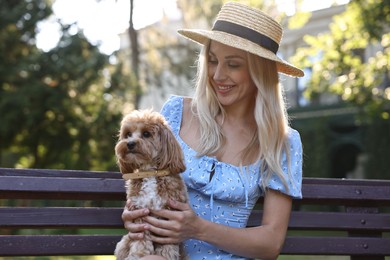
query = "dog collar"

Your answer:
(122, 169), (171, 180)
